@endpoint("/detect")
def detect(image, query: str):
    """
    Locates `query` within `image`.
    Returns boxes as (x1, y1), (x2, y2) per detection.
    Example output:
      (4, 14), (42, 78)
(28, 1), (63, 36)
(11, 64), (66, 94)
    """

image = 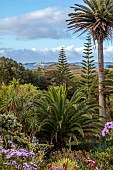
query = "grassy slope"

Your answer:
(44, 64), (98, 76)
